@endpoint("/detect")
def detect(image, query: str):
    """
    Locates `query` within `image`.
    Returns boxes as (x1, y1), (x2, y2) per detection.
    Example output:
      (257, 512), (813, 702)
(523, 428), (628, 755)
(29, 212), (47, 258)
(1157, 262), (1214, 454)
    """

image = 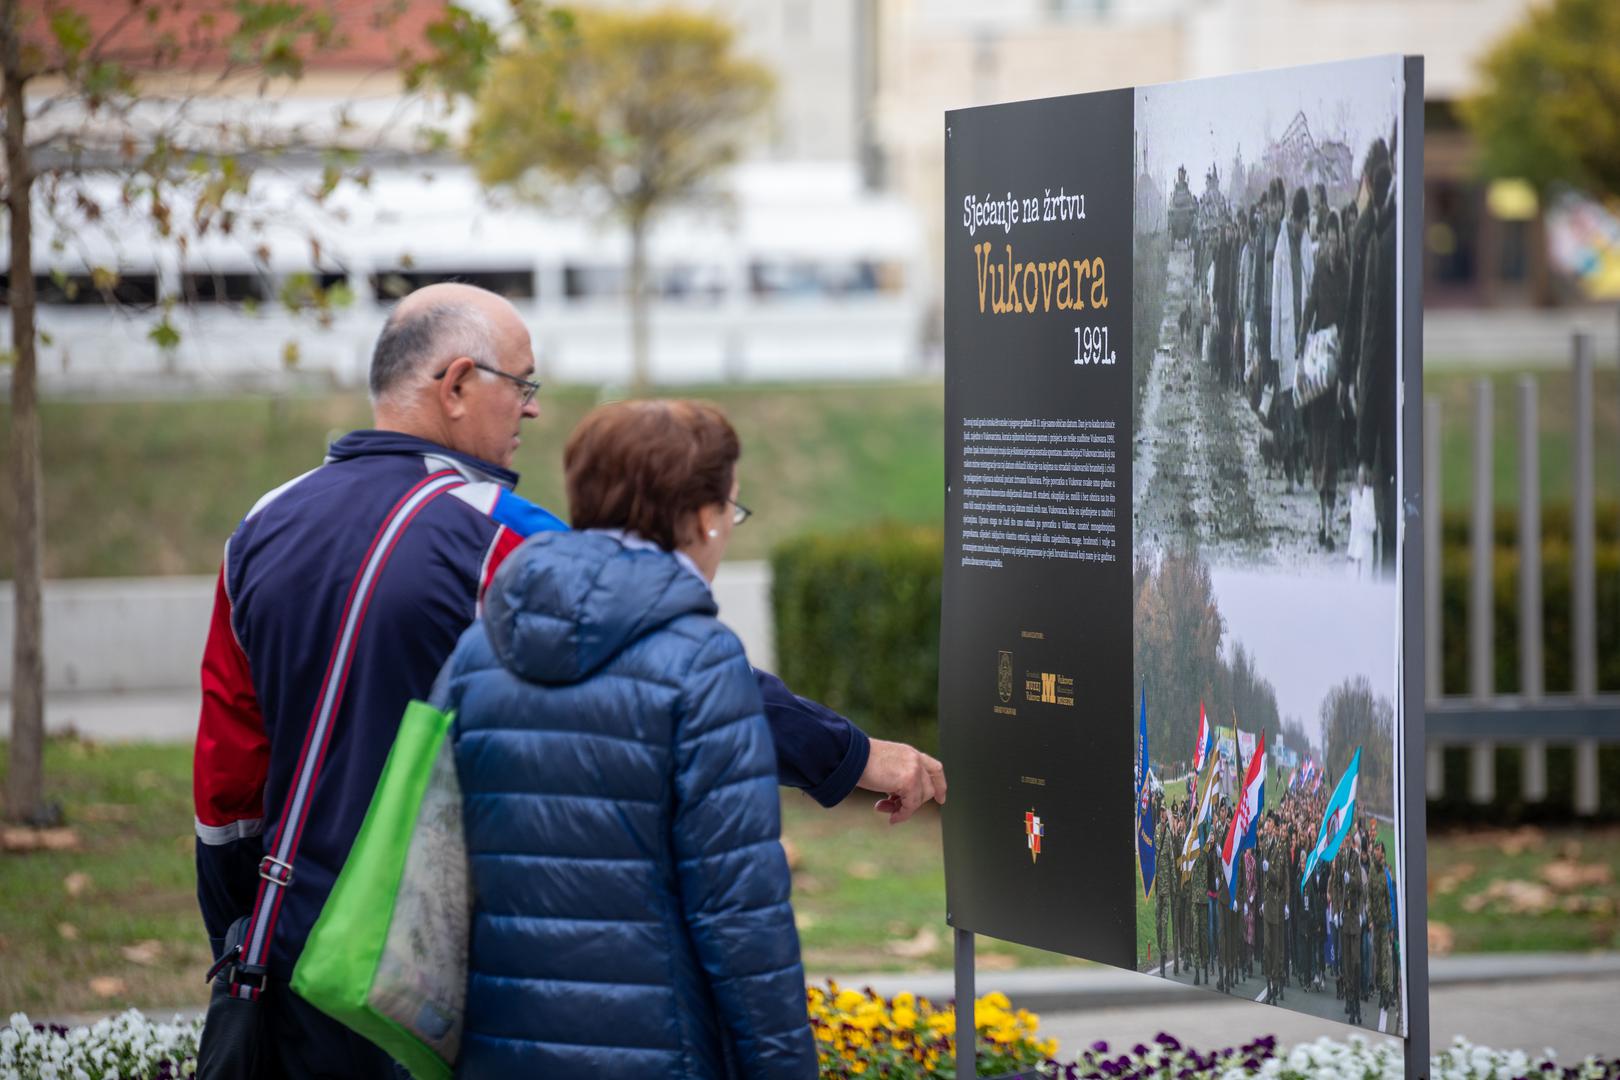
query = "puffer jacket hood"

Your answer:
(483, 530), (716, 685)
